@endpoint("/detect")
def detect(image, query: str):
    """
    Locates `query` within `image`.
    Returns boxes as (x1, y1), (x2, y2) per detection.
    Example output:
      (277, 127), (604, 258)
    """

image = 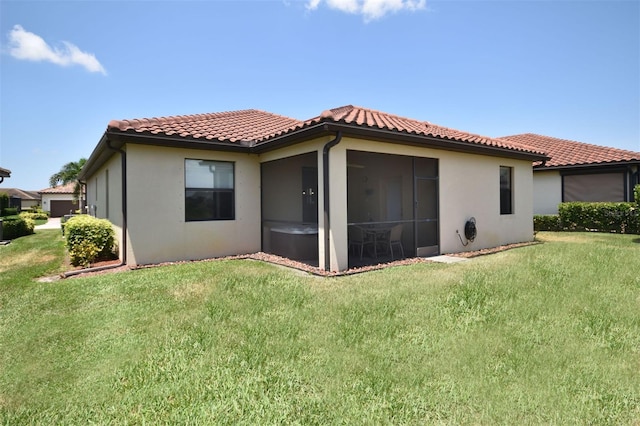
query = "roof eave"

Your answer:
(81, 119), (549, 180)
(79, 133), (114, 182)
(80, 130), (253, 180)
(251, 123), (331, 153)
(256, 122), (549, 161)
(534, 160), (640, 171)
(107, 130), (253, 152)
